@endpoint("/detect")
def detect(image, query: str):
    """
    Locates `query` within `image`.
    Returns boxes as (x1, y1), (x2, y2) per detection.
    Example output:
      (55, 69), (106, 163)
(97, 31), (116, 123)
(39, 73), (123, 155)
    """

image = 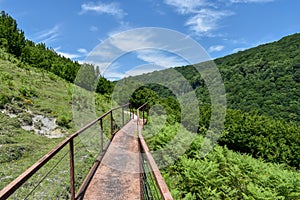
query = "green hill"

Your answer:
(129, 33), (300, 123)
(136, 40), (300, 196)
(215, 33), (300, 122)
(1, 10), (299, 199)
(0, 49), (111, 190)
(0, 11), (116, 193)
